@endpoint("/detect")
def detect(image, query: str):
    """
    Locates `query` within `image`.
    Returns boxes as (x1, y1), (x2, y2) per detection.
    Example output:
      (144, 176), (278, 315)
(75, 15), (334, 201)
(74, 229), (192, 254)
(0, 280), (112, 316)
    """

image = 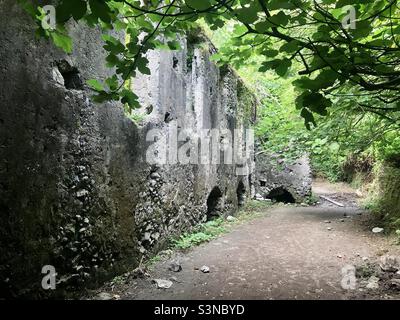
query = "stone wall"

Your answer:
(254, 152), (312, 203)
(0, 1), (256, 297)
